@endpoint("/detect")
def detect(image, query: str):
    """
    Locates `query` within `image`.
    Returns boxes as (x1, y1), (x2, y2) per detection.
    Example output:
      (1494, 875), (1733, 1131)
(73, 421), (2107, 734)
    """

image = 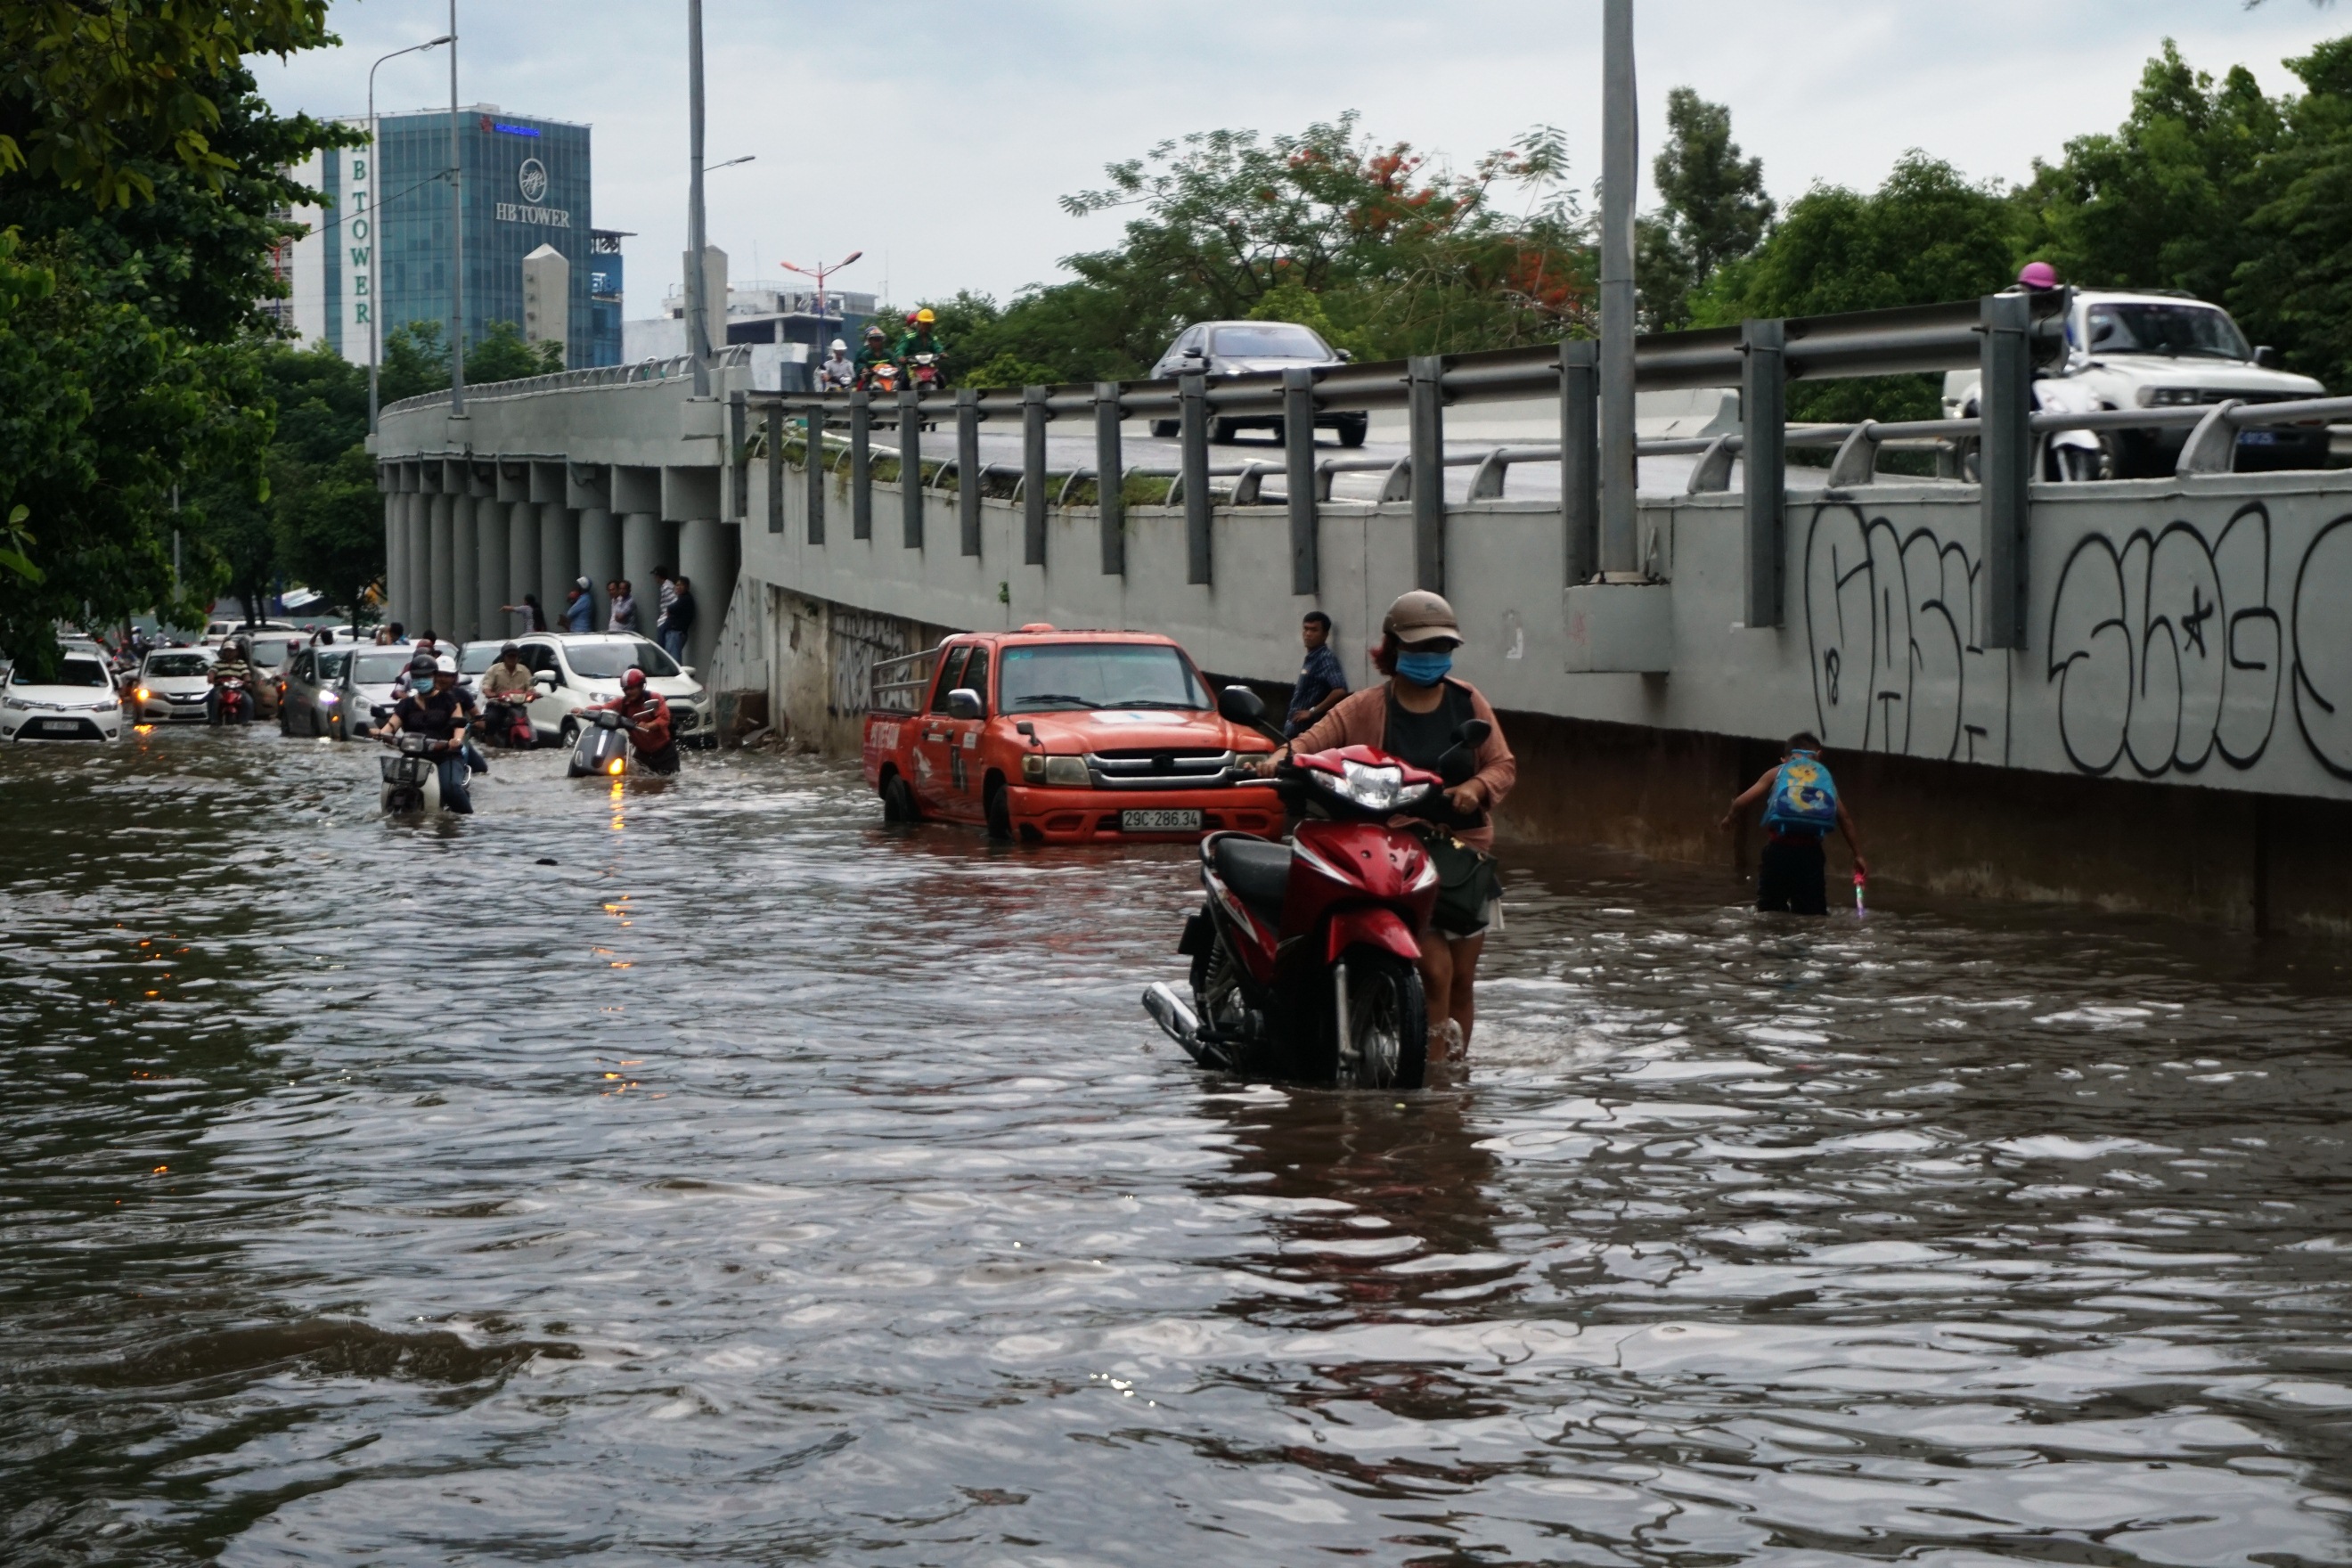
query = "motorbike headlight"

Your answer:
(1311, 759), (1428, 813)
(134, 687), (151, 702)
